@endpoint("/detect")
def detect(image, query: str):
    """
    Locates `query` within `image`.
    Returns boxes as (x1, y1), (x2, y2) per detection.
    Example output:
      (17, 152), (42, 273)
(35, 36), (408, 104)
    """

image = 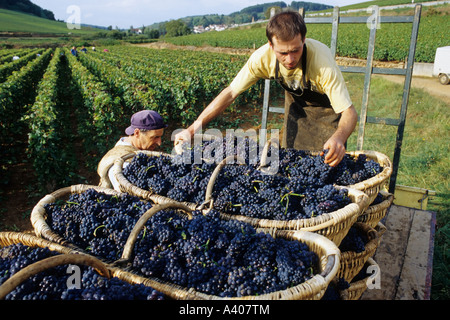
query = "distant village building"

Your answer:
(193, 25), (205, 33)
(194, 24), (228, 33)
(130, 28), (143, 34)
